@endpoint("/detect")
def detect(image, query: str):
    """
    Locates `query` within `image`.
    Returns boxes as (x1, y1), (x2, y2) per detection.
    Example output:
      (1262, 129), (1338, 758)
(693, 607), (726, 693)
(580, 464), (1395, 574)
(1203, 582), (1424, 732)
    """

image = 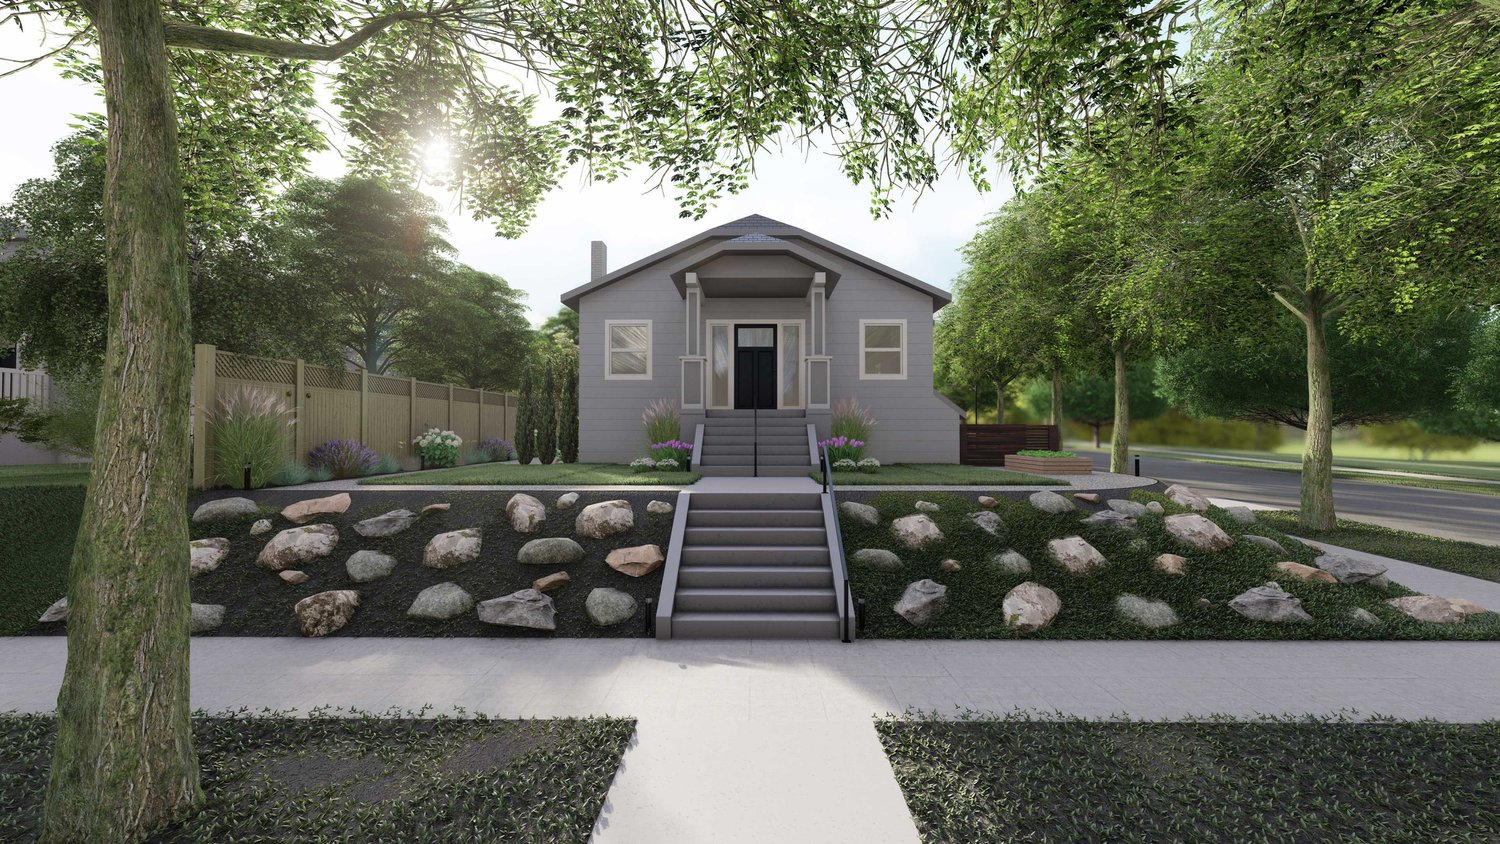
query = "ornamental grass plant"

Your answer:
(212, 387), (293, 489)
